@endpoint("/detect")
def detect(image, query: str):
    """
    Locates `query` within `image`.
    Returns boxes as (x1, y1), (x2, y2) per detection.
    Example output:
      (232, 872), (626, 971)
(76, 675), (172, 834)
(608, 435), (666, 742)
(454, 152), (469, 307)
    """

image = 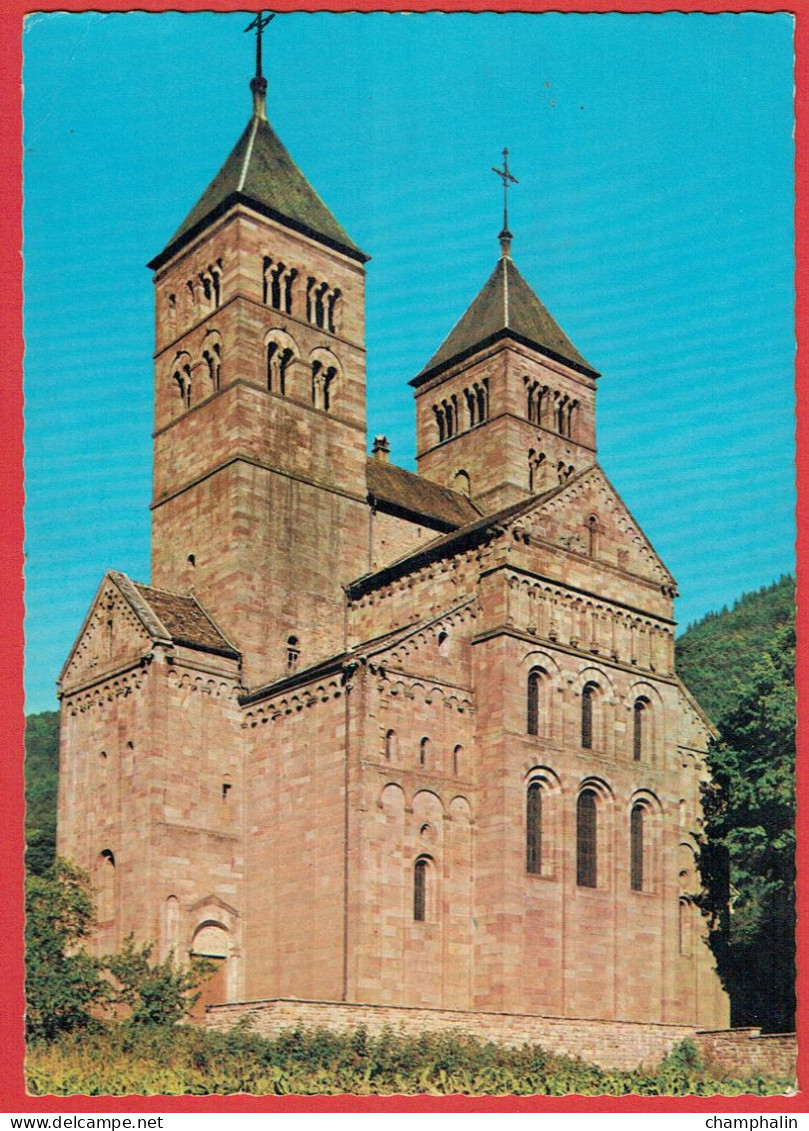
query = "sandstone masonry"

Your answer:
(58, 43), (731, 1046)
